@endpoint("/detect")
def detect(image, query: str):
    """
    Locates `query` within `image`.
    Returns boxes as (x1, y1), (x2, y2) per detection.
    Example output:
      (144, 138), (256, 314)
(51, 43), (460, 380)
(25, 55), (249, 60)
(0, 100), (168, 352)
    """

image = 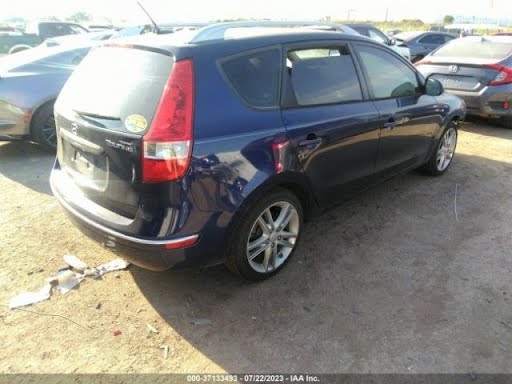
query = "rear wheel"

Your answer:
(501, 117), (512, 129)
(225, 189), (303, 281)
(423, 122), (458, 176)
(30, 102), (57, 152)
